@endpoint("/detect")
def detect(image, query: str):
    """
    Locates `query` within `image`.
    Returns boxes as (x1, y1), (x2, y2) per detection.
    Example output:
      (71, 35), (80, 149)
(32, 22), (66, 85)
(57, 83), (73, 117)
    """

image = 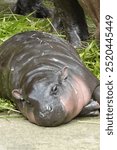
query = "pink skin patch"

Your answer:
(18, 101), (37, 124)
(60, 75), (91, 122)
